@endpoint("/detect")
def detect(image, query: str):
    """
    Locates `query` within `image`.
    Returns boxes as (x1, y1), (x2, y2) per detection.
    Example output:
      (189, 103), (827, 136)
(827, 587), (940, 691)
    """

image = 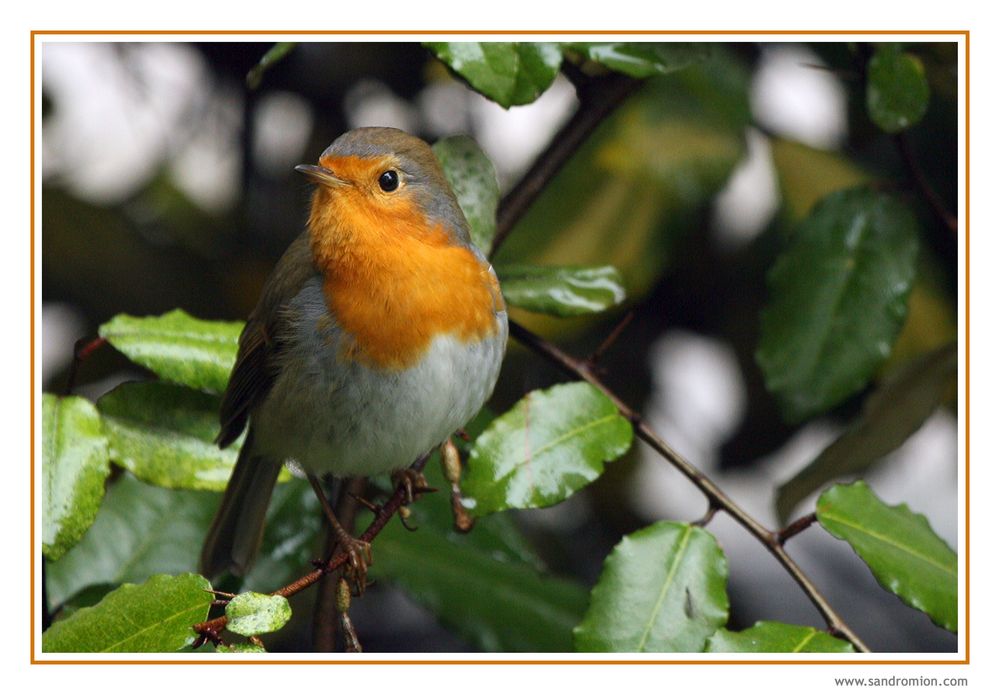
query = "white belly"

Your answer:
(252, 279), (507, 477)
